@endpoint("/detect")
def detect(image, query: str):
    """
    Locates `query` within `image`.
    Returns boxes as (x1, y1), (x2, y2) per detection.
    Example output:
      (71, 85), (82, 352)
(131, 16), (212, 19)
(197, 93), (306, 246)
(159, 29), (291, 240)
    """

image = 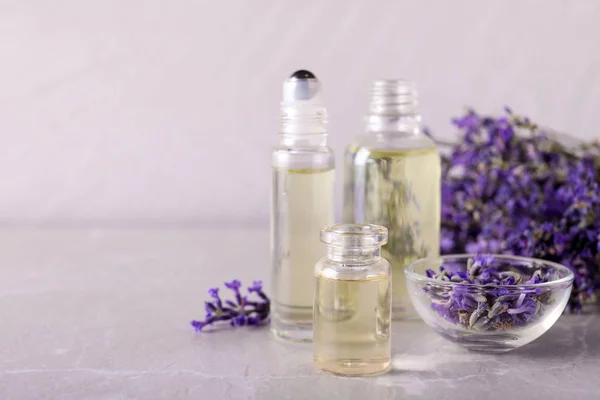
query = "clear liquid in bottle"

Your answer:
(271, 167), (334, 339)
(344, 146), (440, 318)
(313, 274), (391, 376)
